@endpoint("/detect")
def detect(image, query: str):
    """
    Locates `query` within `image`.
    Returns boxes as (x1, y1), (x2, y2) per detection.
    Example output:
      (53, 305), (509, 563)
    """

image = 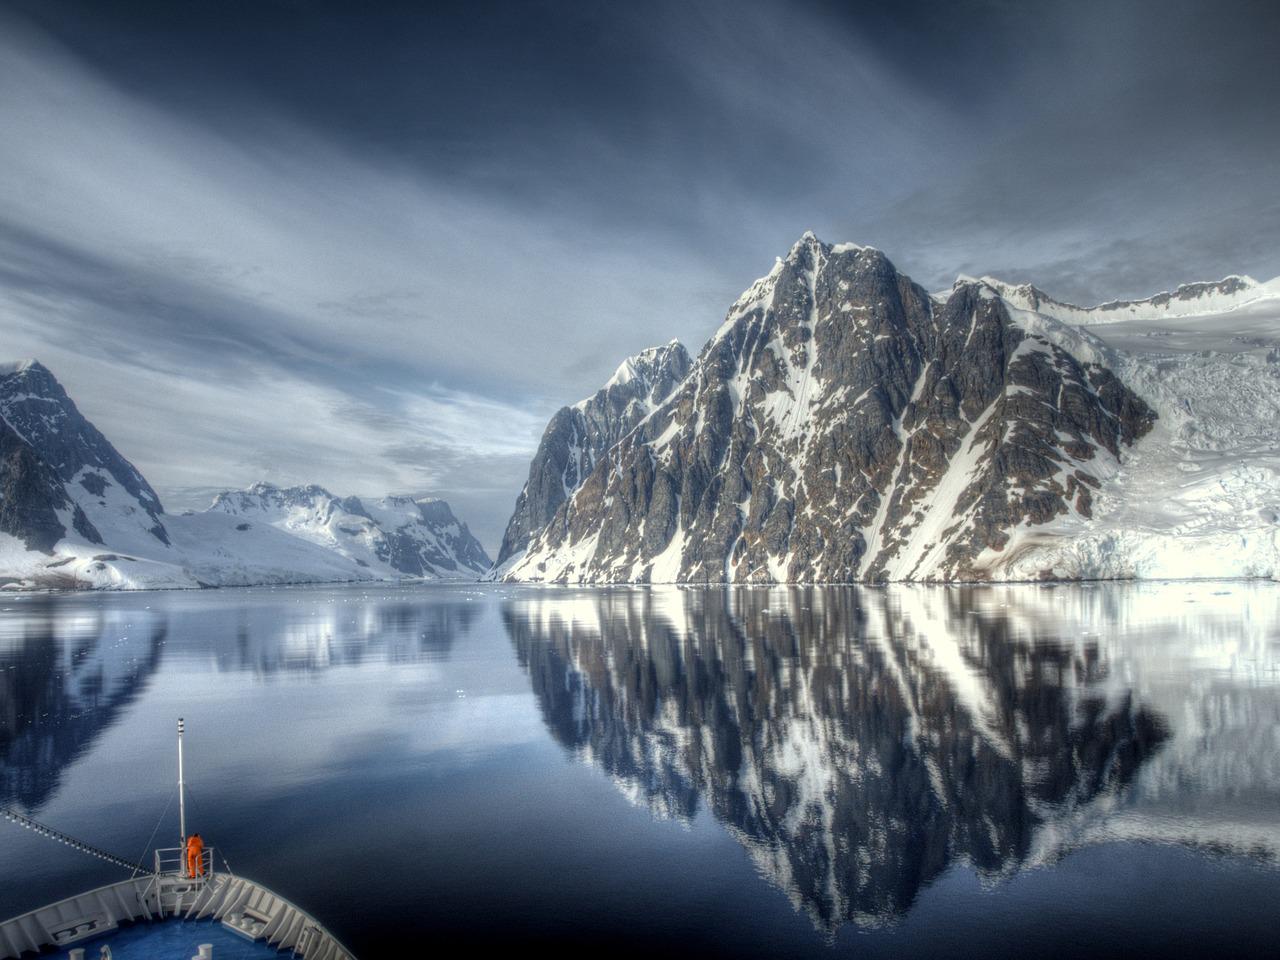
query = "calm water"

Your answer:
(2, 582), (1279, 959)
